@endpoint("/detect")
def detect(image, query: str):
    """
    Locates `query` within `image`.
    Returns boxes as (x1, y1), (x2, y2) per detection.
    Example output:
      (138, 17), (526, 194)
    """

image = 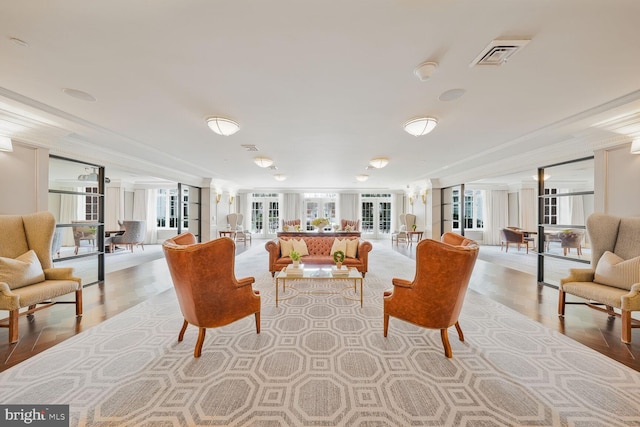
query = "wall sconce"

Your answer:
(421, 190), (428, 204)
(216, 193), (221, 204)
(229, 196), (235, 205)
(409, 196), (415, 205)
